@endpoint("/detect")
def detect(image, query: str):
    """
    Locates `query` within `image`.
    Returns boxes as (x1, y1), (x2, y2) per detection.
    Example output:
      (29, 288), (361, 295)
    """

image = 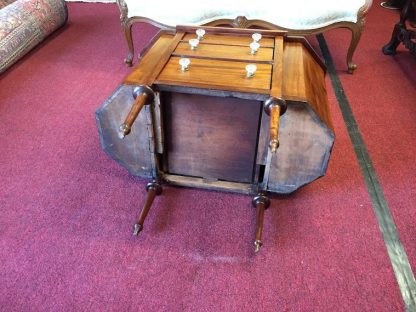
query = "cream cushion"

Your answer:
(125, 0), (366, 29)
